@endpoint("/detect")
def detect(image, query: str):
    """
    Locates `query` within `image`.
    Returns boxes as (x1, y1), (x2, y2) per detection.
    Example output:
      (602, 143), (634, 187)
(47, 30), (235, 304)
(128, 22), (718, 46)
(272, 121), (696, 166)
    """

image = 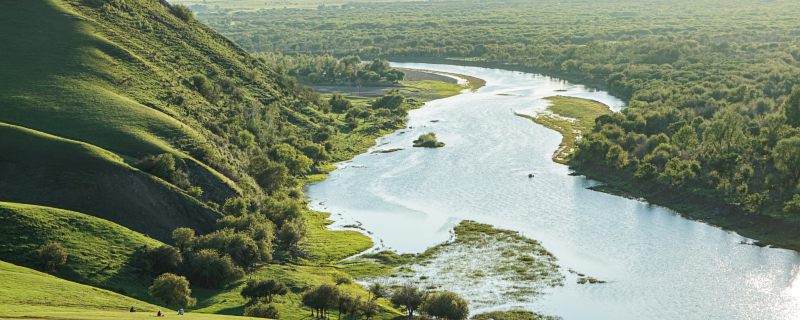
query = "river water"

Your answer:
(306, 62), (800, 320)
